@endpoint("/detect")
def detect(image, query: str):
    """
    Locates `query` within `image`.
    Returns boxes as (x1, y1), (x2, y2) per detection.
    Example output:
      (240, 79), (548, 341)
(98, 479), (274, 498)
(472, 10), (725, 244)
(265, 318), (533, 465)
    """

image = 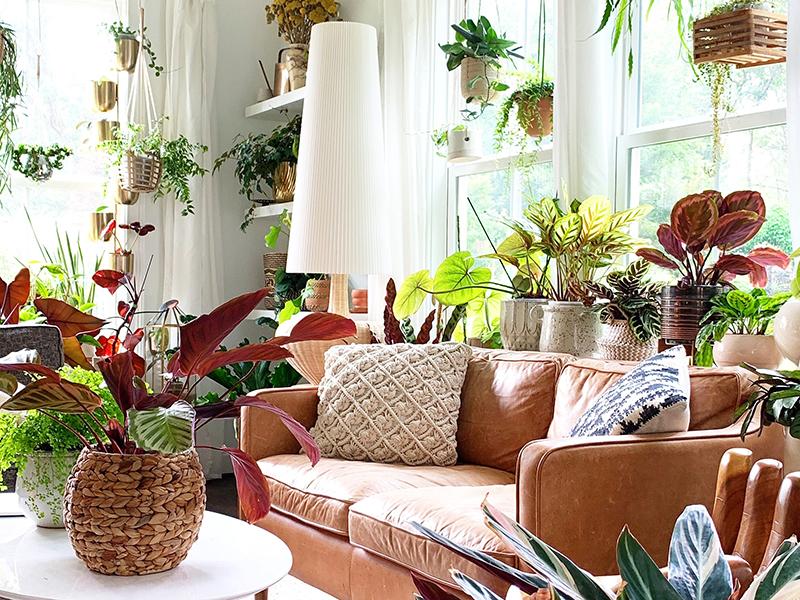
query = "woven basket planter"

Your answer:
(599, 320), (657, 362)
(460, 57), (499, 103)
(120, 152), (162, 194)
(64, 448), (206, 576)
(693, 8), (787, 68)
(263, 252), (288, 310)
(305, 279), (330, 312)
